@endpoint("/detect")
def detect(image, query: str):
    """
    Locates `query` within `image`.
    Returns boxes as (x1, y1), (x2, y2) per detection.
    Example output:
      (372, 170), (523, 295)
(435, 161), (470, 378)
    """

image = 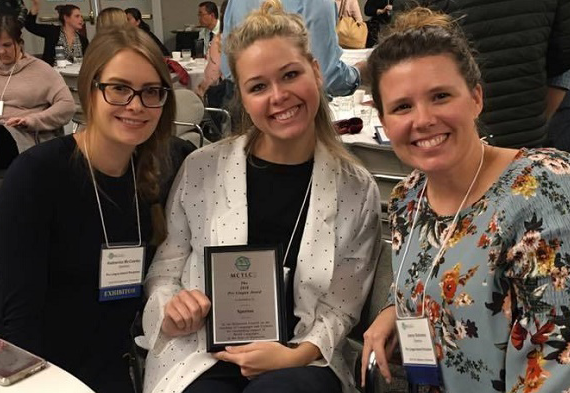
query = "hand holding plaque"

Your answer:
(204, 245), (287, 352)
